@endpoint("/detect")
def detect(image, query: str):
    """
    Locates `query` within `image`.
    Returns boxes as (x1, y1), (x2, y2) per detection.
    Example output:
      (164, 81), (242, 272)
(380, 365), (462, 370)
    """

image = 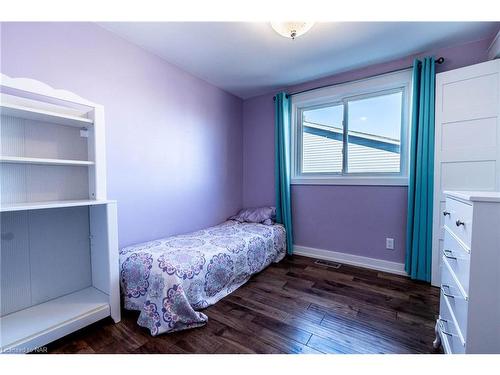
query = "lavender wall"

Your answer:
(243, 38), (494, 264)
(0, 23), (494, 262)
(0, 22), (243, 247)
